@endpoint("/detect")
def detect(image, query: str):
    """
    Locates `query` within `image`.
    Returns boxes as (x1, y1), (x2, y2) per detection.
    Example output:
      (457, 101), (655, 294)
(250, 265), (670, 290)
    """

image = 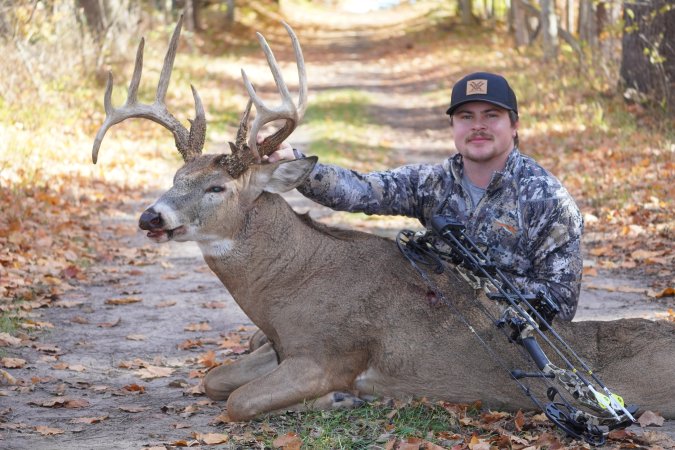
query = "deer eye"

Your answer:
(206, 186), (225, 193)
